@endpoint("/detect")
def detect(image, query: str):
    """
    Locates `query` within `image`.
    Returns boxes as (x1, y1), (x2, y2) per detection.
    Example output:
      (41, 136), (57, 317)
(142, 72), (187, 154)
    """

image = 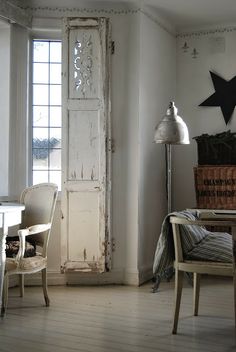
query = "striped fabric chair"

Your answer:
(170, 215), (236, 334)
